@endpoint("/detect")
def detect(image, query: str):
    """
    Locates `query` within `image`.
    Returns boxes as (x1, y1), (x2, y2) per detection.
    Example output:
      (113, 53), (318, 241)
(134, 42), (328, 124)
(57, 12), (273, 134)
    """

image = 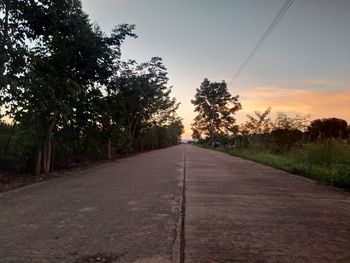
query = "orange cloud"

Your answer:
(240, 86), (350, 122)
(299, 79), (345, 86)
